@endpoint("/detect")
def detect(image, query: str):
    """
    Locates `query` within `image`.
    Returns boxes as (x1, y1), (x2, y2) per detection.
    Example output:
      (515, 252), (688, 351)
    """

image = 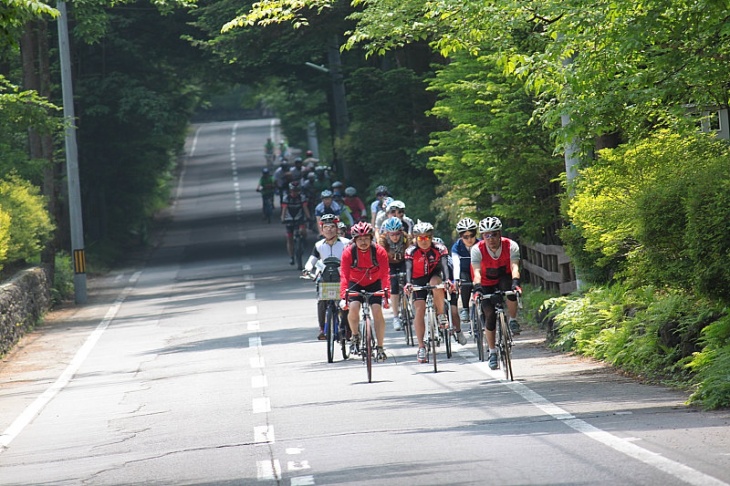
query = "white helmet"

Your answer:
(413, 220), (434, 235)
(386, 200), (406, 212)
(478, 217), (502, 234)
(456, 217), (477, 234)
(345, 186), (357, 197)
